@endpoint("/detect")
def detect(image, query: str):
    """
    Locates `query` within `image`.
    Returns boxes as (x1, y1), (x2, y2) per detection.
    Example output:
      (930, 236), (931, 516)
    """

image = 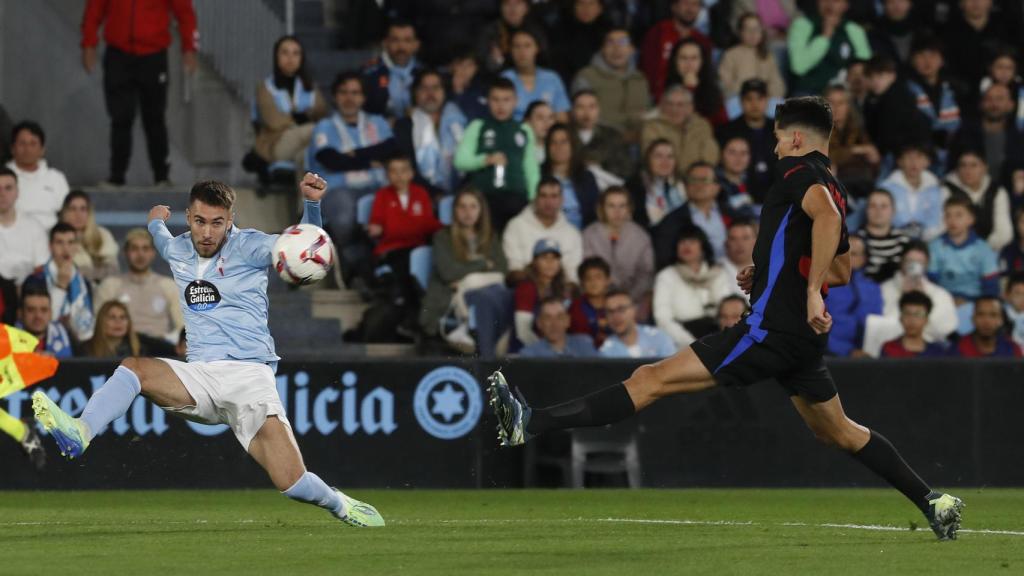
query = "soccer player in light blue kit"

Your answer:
(31, 173), (384, 528)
